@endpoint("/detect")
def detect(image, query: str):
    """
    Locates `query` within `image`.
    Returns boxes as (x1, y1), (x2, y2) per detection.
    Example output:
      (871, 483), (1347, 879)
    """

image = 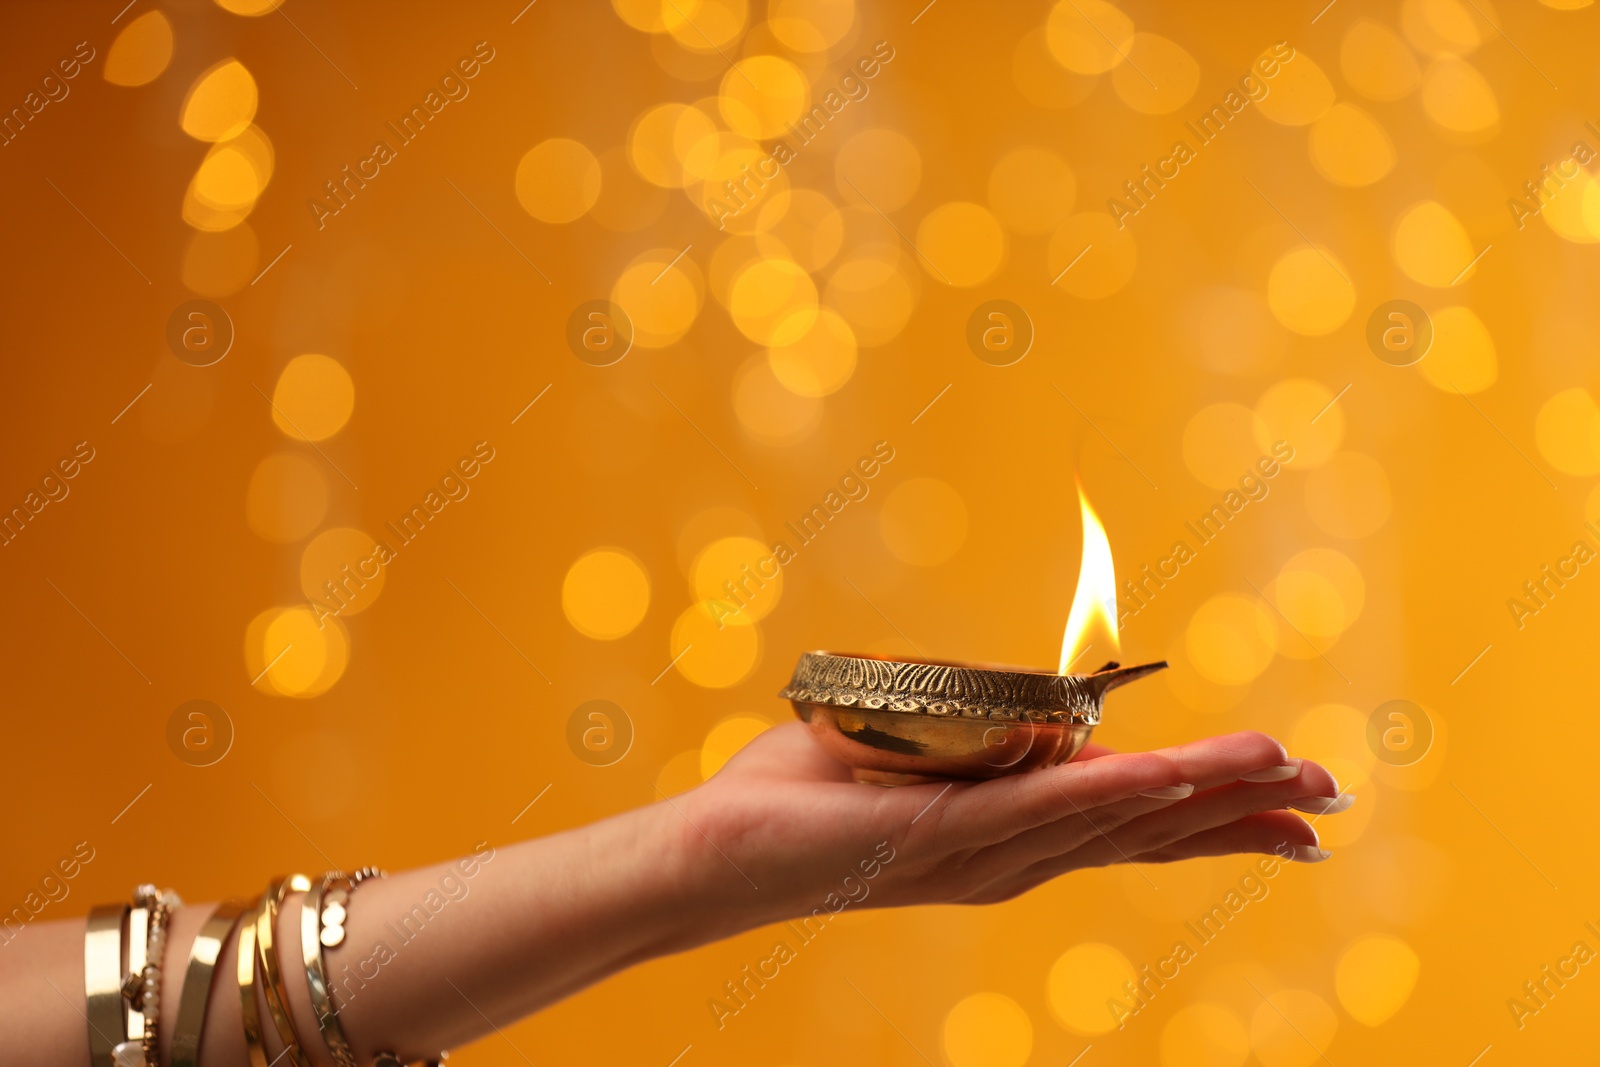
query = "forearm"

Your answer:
(2, 799), (737, 1066)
